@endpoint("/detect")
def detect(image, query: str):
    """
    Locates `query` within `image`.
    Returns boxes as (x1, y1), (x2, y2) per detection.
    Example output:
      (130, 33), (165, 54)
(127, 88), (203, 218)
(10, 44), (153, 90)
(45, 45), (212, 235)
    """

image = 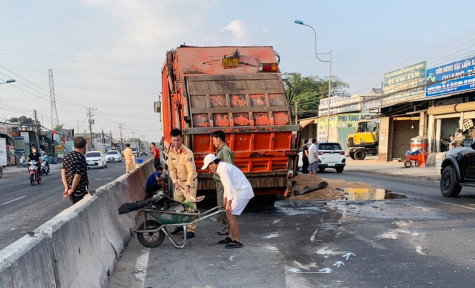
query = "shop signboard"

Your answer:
(337, 113), (361, 128)
(425, 56), (475, 97)
(383, 62), (426, 106)
(317, 117), (327, 142)
(0, 124), (7, 135)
